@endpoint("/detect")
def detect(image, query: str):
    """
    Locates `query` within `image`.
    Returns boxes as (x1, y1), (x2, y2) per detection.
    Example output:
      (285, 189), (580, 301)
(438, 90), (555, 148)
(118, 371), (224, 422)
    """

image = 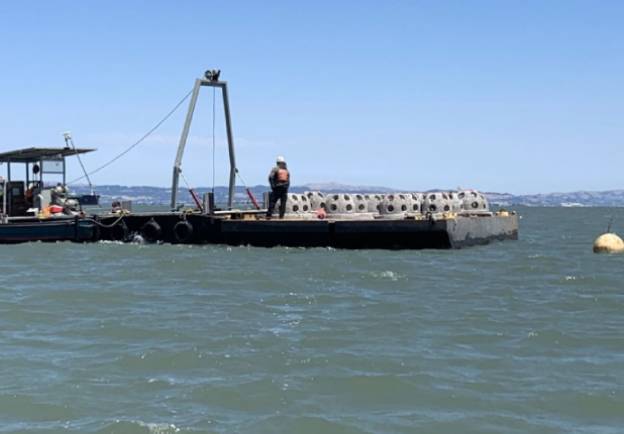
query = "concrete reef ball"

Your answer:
(593, 233), (624, 254)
